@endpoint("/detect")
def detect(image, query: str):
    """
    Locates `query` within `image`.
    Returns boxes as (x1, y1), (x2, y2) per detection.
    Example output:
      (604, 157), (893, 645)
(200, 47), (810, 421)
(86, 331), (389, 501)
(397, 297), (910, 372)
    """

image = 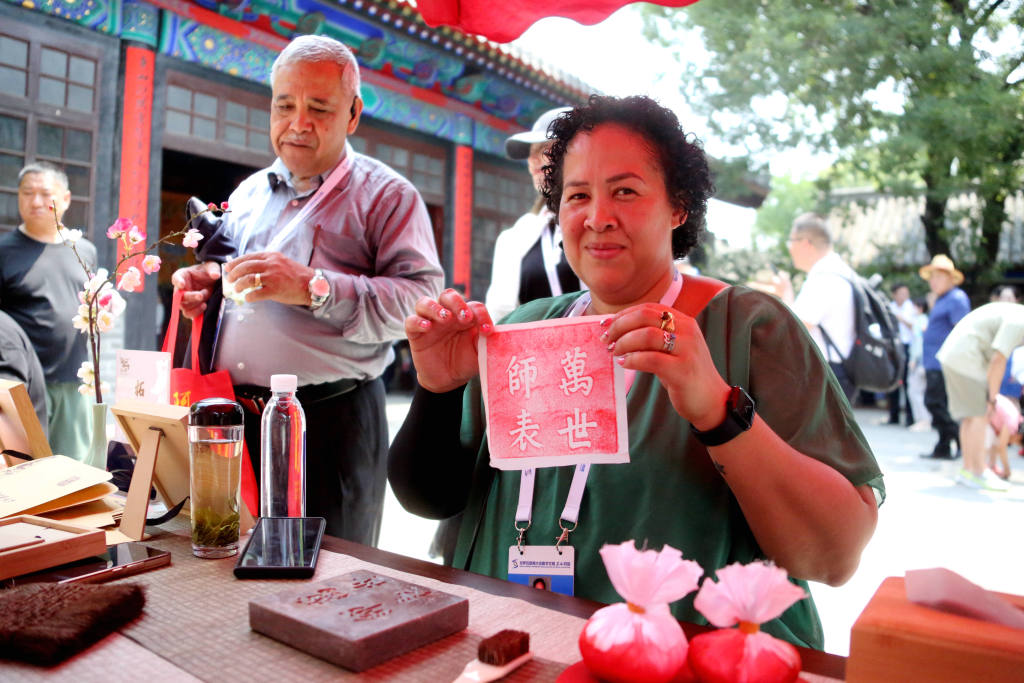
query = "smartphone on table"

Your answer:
(5, 543), (171, 586)
(234, 516), (326, 579)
